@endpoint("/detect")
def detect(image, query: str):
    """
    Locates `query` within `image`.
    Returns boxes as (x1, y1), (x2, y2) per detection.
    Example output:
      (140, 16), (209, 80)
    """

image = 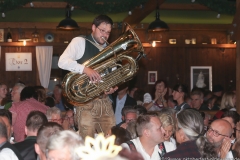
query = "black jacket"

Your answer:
(13, 136), (37, 160)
